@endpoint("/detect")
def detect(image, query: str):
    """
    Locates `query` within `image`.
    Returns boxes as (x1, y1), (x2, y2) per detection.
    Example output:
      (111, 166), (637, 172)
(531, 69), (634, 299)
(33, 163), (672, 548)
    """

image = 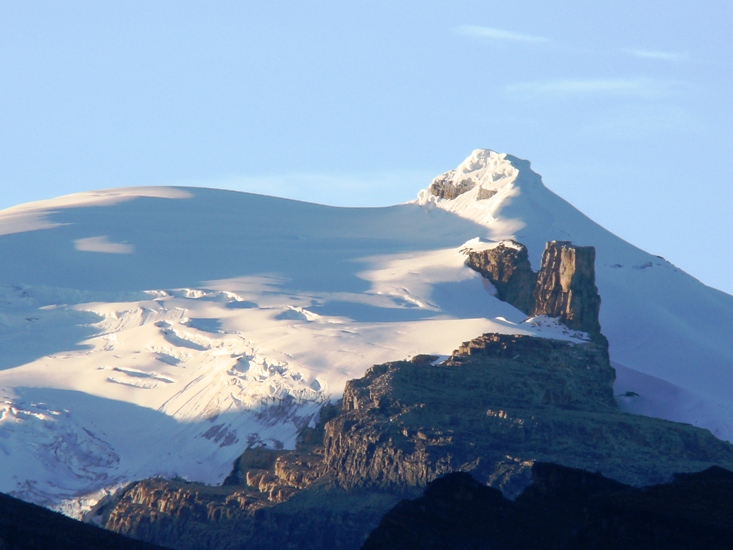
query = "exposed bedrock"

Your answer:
(428, 175), (476, 199)
(464, 241), (536, 314)
(465, 240), (602, 335)
(104, 334), (733, 549)
(323, 334), (733, 496)
(103, 408), (398, 550)
(533, 241), (601, 334)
